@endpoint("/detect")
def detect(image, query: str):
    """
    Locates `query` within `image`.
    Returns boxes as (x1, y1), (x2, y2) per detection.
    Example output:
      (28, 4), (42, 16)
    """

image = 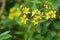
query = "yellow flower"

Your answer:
(50, 10), (56, 14)
(45, 5), (49, 9)
(37, 10), (41, 14)
(54, 11), (56, 13)
(15, 10), (21, 17)
(45, 10), (56, 20)
(23, 7), (30, 15)
(20, 5), (23, 9)
(35, 9), (41, 15)
(50, 10), (56, 18)
(39, 12), (45, 19)
(44, 1), (49, 10)
(51, 13), (56, 18)
(45, 13), (50, 20)
(32, 17), (38, 25)
(8, 13), (15, 20)
(20, 14), (28, 24)
(9, 8), (22, 20)
(10, 7), (16, 13)
(31, 9), (41, 17)
(31, 11), (35, 17)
